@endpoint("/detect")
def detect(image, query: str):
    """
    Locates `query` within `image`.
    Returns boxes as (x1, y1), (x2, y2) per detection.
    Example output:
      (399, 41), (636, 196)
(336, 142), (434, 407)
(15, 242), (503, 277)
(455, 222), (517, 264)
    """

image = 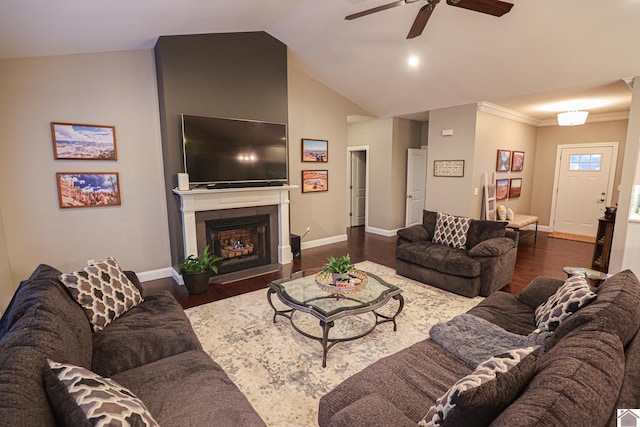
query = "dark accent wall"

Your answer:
(154, 32), (288, 267)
